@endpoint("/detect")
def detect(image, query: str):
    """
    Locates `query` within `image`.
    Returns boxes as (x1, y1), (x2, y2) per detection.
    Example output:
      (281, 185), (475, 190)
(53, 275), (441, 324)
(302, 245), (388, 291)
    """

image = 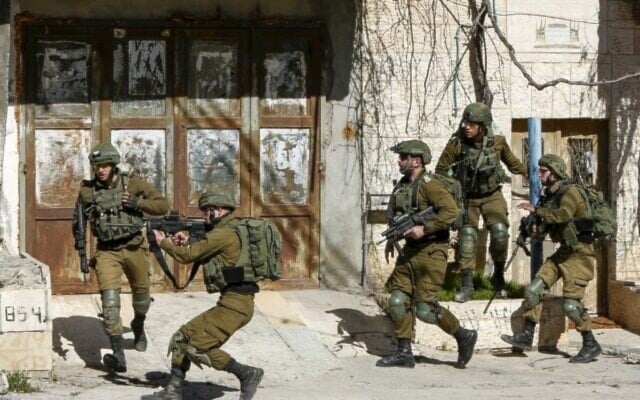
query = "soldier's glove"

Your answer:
(123, 194), (141, 210)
